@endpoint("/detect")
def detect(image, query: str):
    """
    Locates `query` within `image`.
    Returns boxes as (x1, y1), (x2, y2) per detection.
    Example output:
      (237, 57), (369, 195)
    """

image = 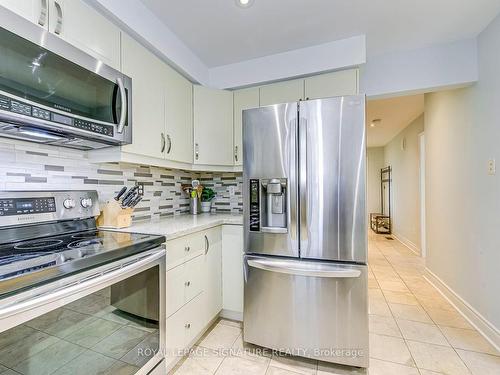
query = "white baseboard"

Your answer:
(392, 232), (421, 256)
(424, 268), (500, 352)
(220, 309), (243, 322)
